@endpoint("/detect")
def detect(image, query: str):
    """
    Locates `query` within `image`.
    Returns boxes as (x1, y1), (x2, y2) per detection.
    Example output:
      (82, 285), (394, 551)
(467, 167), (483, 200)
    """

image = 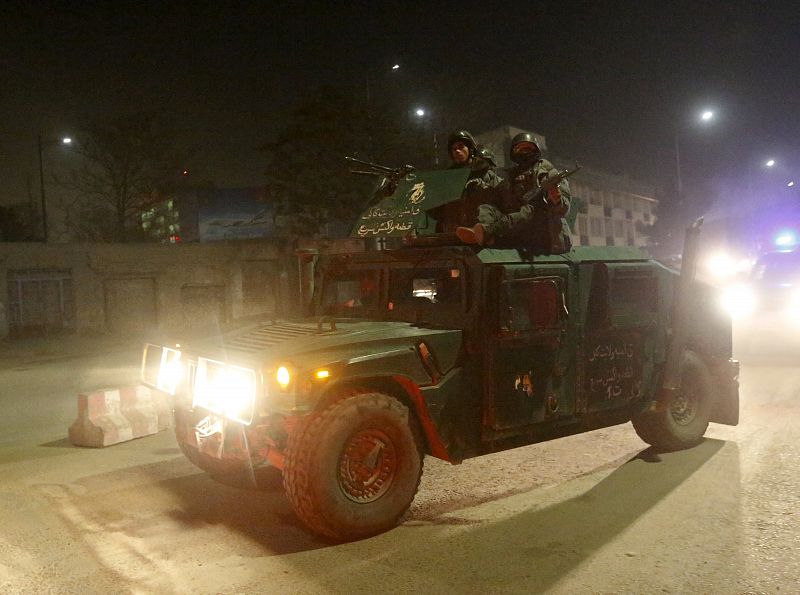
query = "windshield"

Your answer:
(320, 269), (380, 316)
